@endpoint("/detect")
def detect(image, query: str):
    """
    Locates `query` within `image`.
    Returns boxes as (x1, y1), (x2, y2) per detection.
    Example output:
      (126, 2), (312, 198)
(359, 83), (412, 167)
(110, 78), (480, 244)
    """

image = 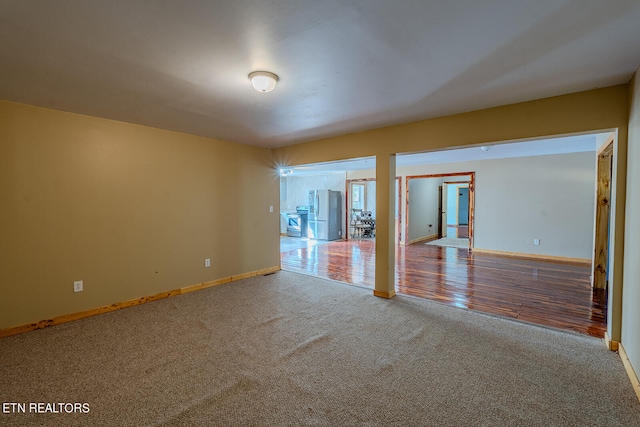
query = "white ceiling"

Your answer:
(287, 132), (606, 176)
(1, 1), (639, 148)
